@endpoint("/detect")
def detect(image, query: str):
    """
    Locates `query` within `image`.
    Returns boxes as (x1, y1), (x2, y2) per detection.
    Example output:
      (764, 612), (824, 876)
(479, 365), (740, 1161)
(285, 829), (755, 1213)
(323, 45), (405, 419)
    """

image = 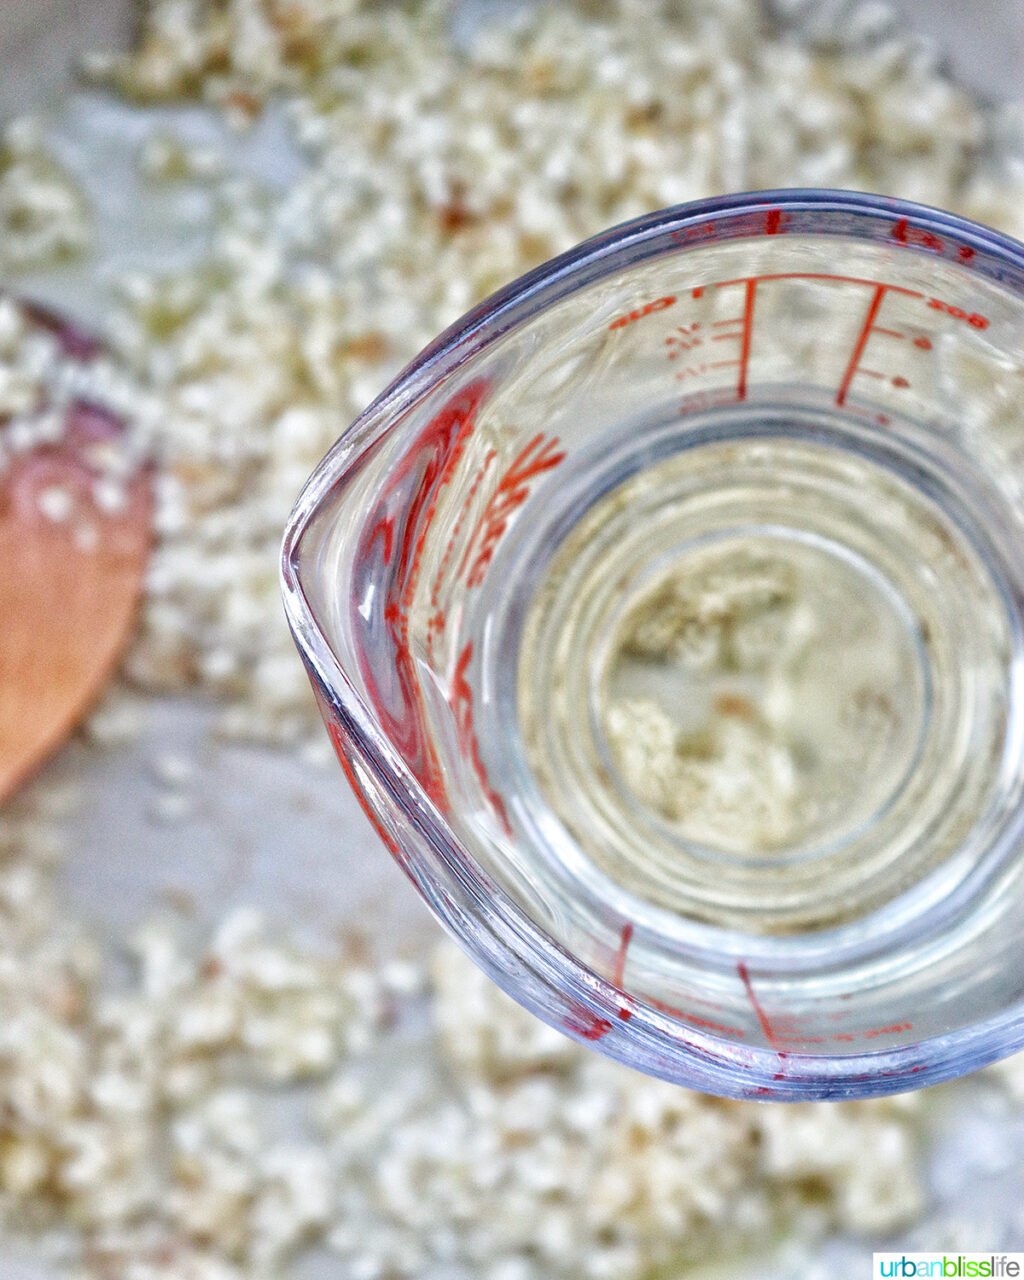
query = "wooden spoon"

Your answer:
(0, 304), (153, 802)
